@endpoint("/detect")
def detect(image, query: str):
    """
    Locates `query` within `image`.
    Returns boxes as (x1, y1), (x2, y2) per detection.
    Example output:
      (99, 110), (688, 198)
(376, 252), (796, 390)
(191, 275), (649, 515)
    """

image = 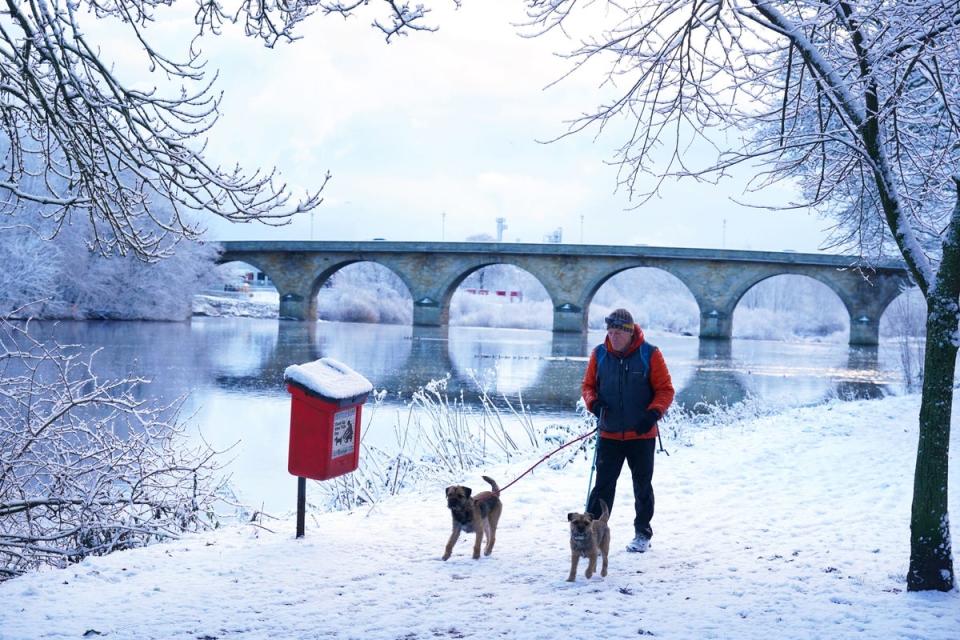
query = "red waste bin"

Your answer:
(284, 358), (372, 481)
